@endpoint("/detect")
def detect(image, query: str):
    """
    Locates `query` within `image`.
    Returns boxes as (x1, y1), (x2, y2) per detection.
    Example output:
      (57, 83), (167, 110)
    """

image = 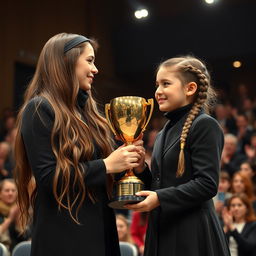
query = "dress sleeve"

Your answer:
(156, 115), (224, 215)
(21, 97), (107, 192)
